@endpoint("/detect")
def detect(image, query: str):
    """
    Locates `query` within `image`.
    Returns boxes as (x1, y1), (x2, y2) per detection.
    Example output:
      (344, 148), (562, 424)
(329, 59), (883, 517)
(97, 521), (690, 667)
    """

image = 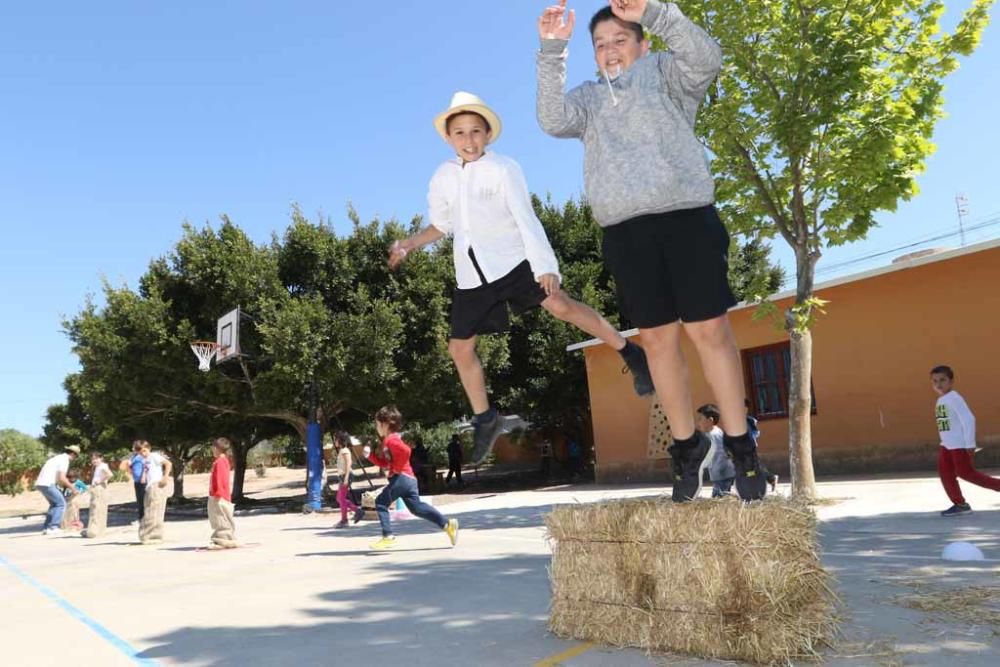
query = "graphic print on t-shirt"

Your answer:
(936, 403), (951, 434)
